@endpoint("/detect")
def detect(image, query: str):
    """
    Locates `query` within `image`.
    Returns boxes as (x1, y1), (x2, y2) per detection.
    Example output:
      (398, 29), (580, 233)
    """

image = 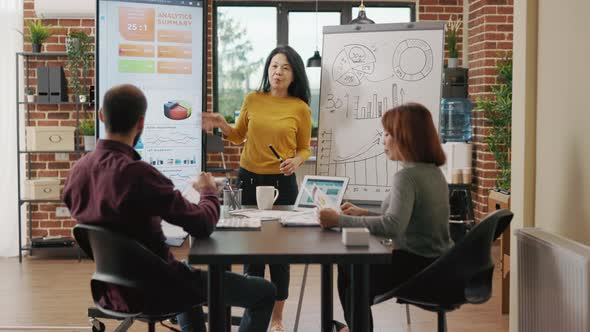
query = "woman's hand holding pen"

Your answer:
(280, 156), (302, 175)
